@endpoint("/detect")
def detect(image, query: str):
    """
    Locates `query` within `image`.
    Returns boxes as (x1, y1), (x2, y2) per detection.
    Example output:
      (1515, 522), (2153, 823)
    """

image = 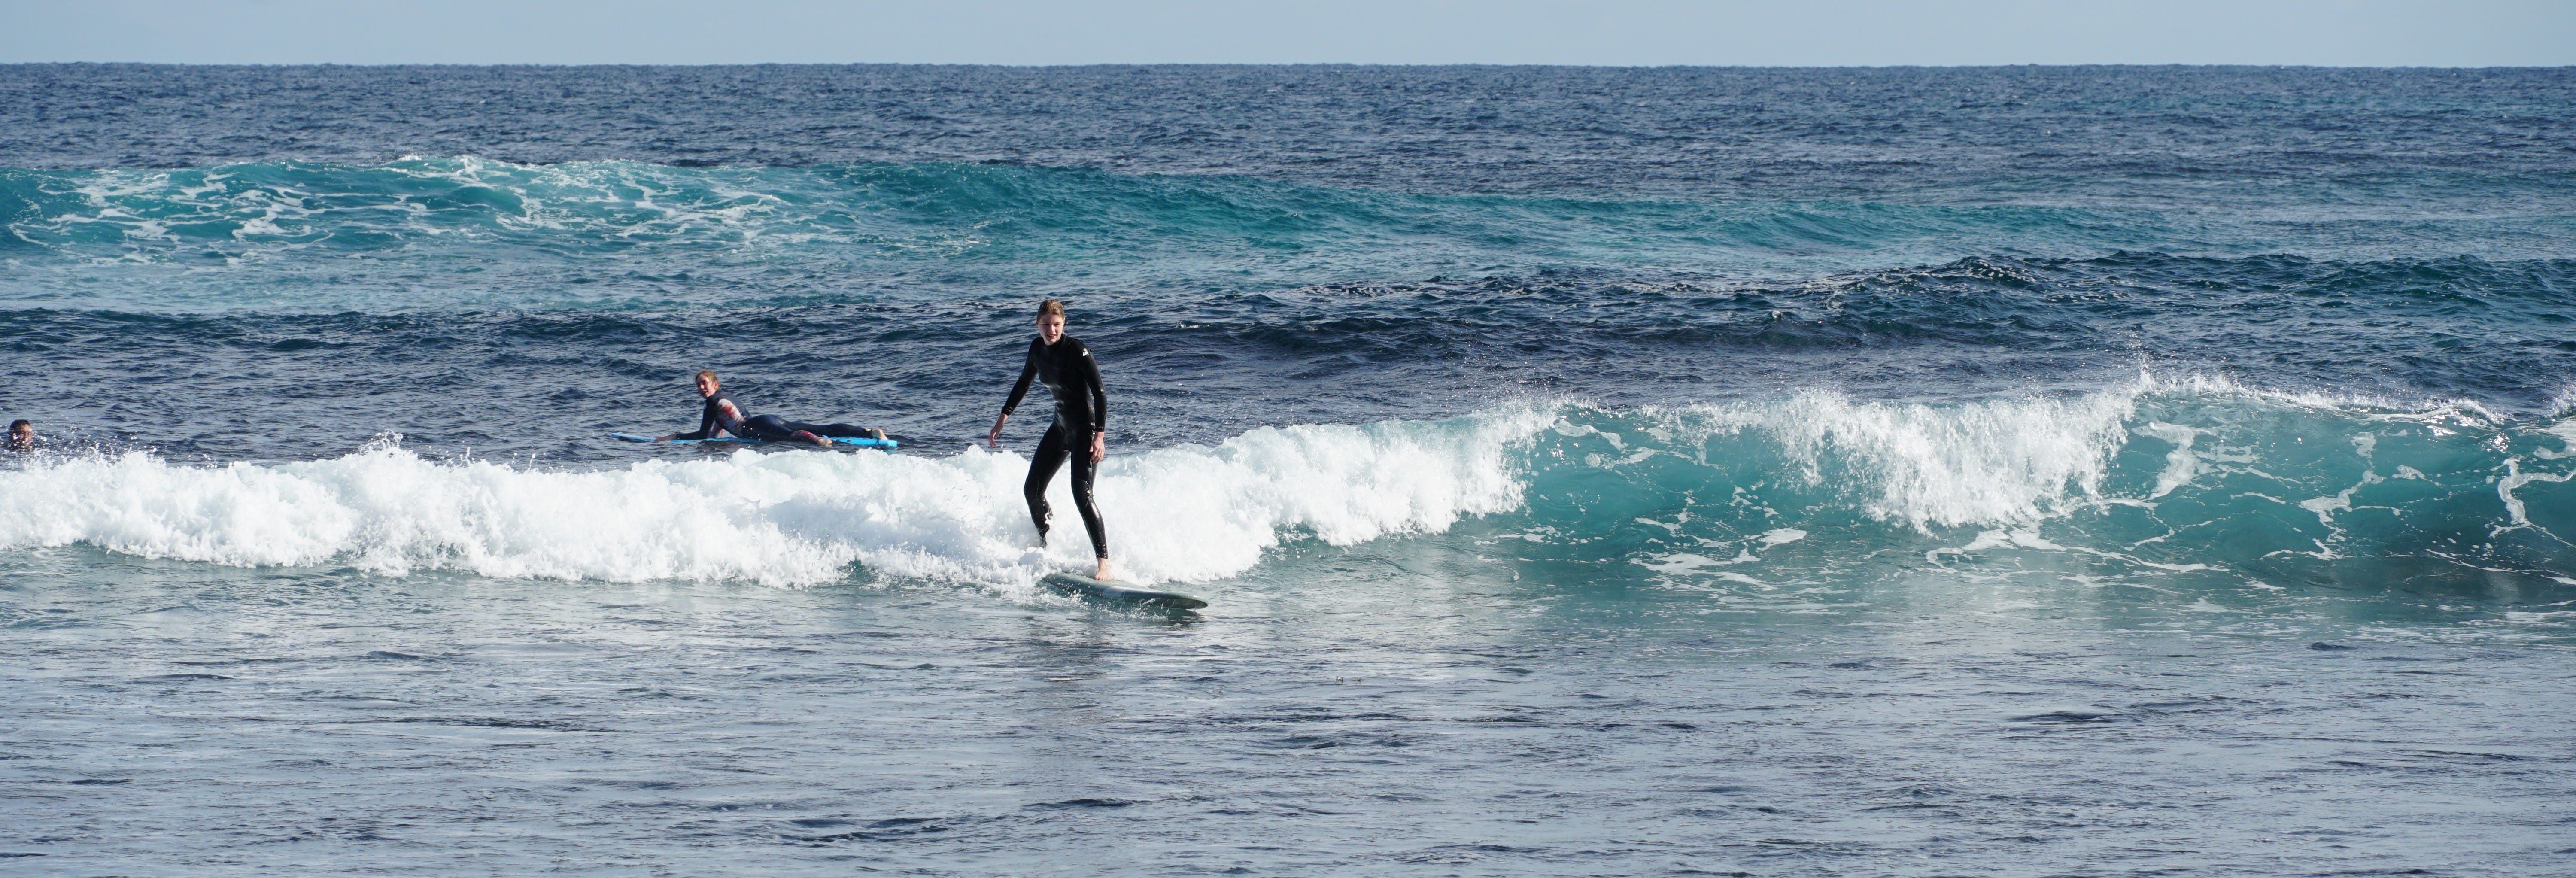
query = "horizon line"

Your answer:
(8, 61), (2574, 71)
